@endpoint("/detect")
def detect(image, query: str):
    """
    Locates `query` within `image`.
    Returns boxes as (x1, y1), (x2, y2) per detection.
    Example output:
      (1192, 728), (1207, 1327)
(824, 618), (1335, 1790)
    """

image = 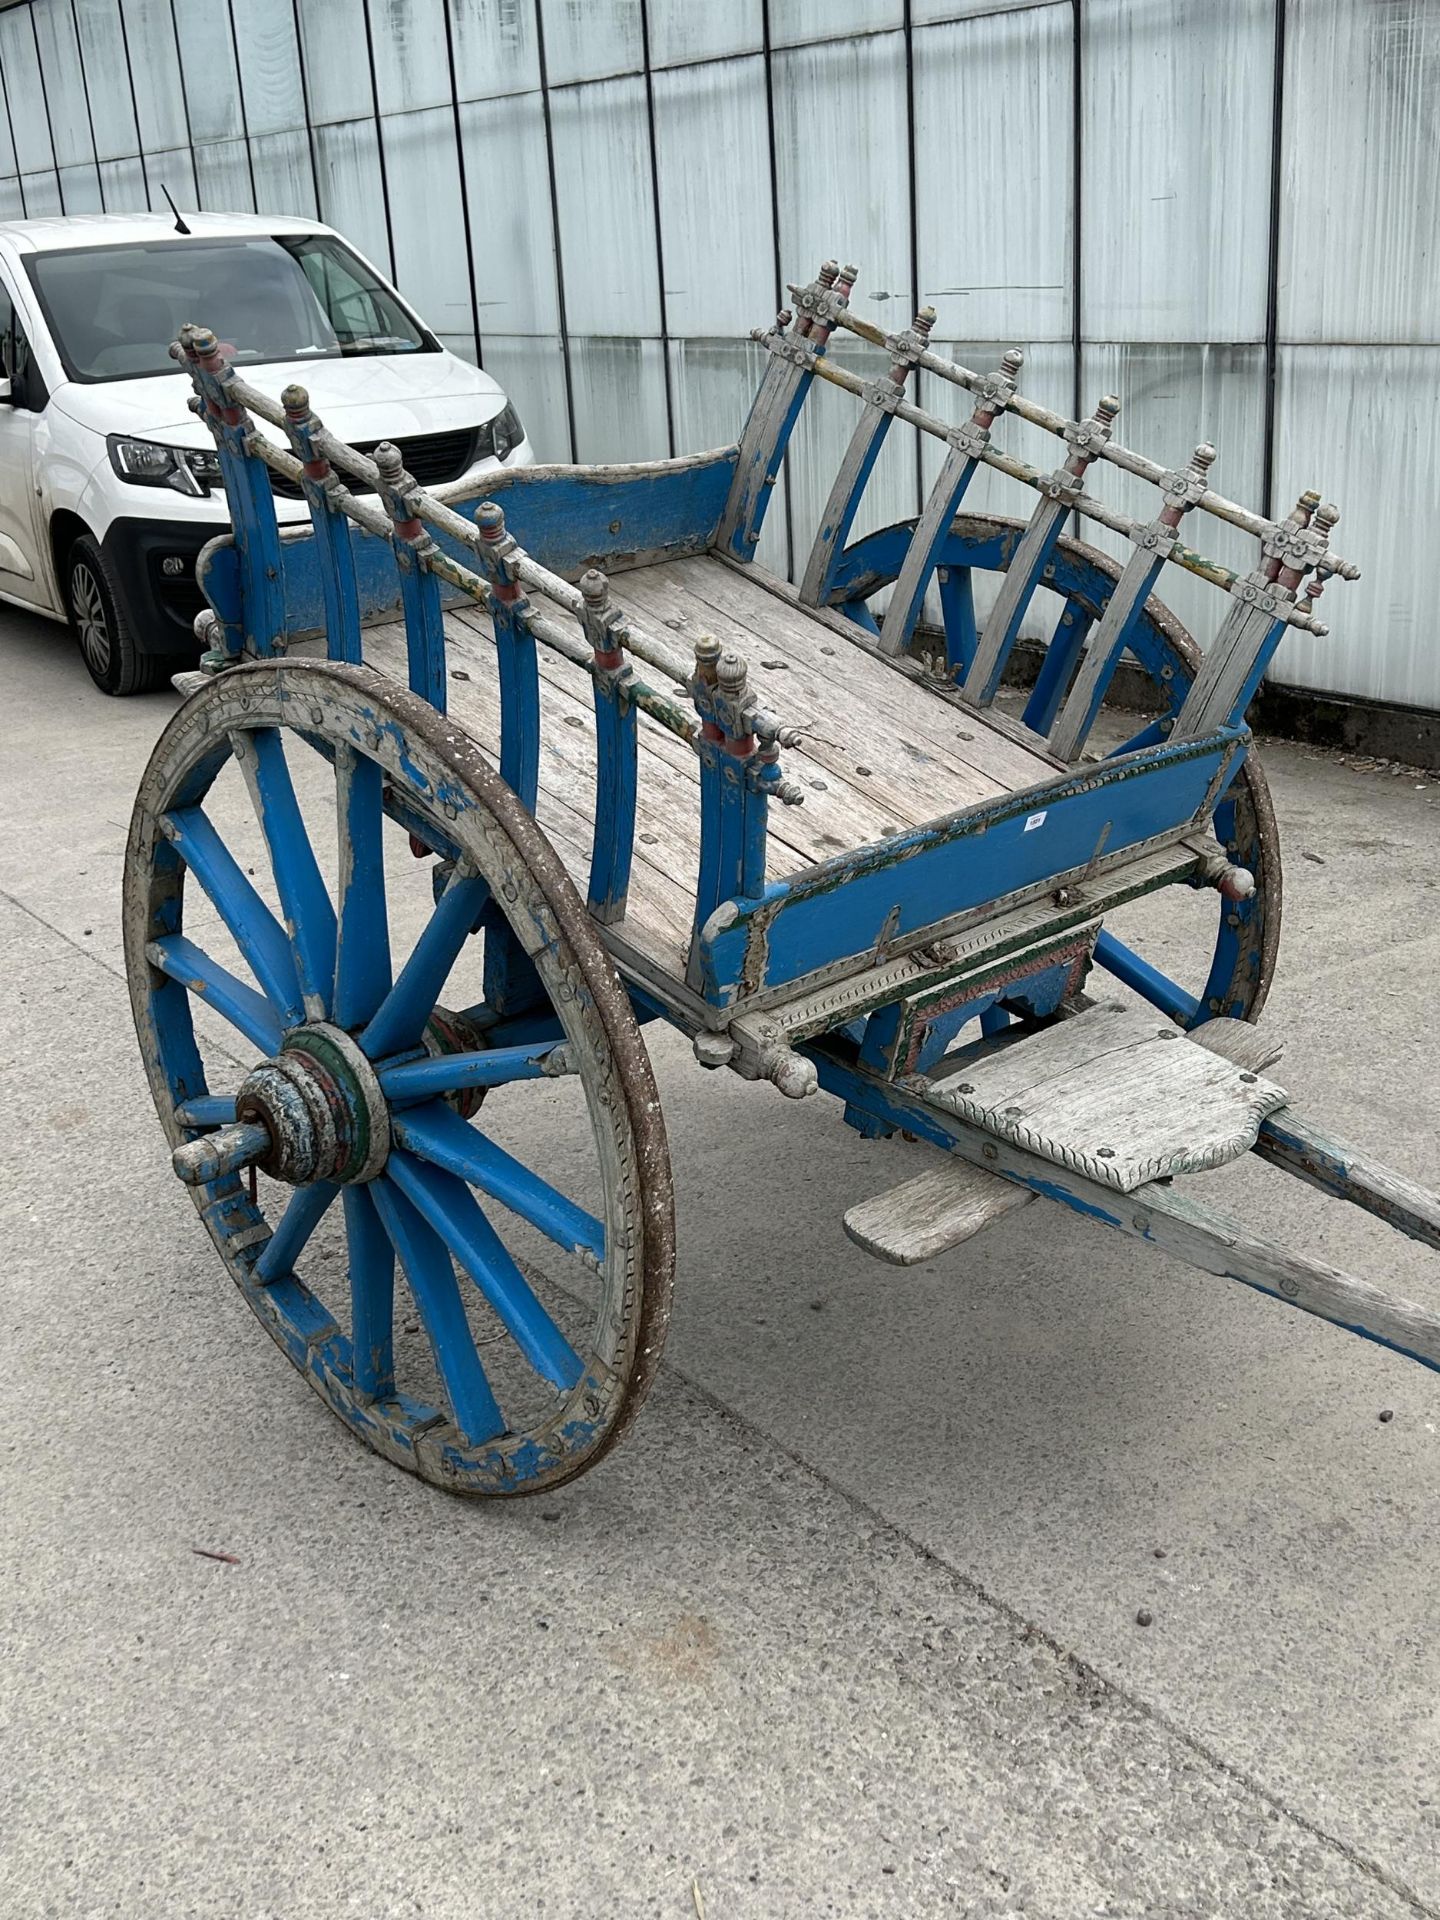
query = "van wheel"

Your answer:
(67, 535), (168, 696)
